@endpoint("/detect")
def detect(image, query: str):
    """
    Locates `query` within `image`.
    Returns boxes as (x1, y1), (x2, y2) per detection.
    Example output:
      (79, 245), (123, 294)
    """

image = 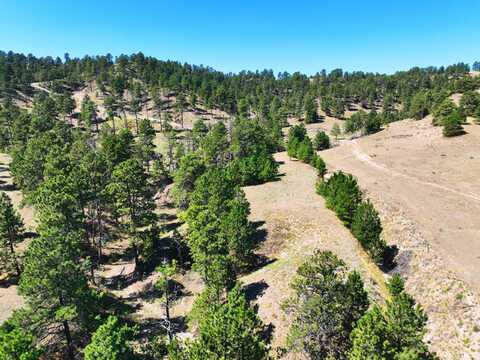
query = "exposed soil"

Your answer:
(321, 118), (480, 358)
(0, 153), (35, 323)
(241, 152), (388, 350)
